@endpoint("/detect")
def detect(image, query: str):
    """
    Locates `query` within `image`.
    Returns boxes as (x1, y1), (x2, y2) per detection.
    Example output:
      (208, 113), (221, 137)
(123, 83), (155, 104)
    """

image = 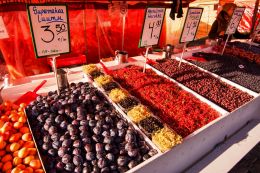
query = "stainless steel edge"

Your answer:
(23, 109), (47, 173)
